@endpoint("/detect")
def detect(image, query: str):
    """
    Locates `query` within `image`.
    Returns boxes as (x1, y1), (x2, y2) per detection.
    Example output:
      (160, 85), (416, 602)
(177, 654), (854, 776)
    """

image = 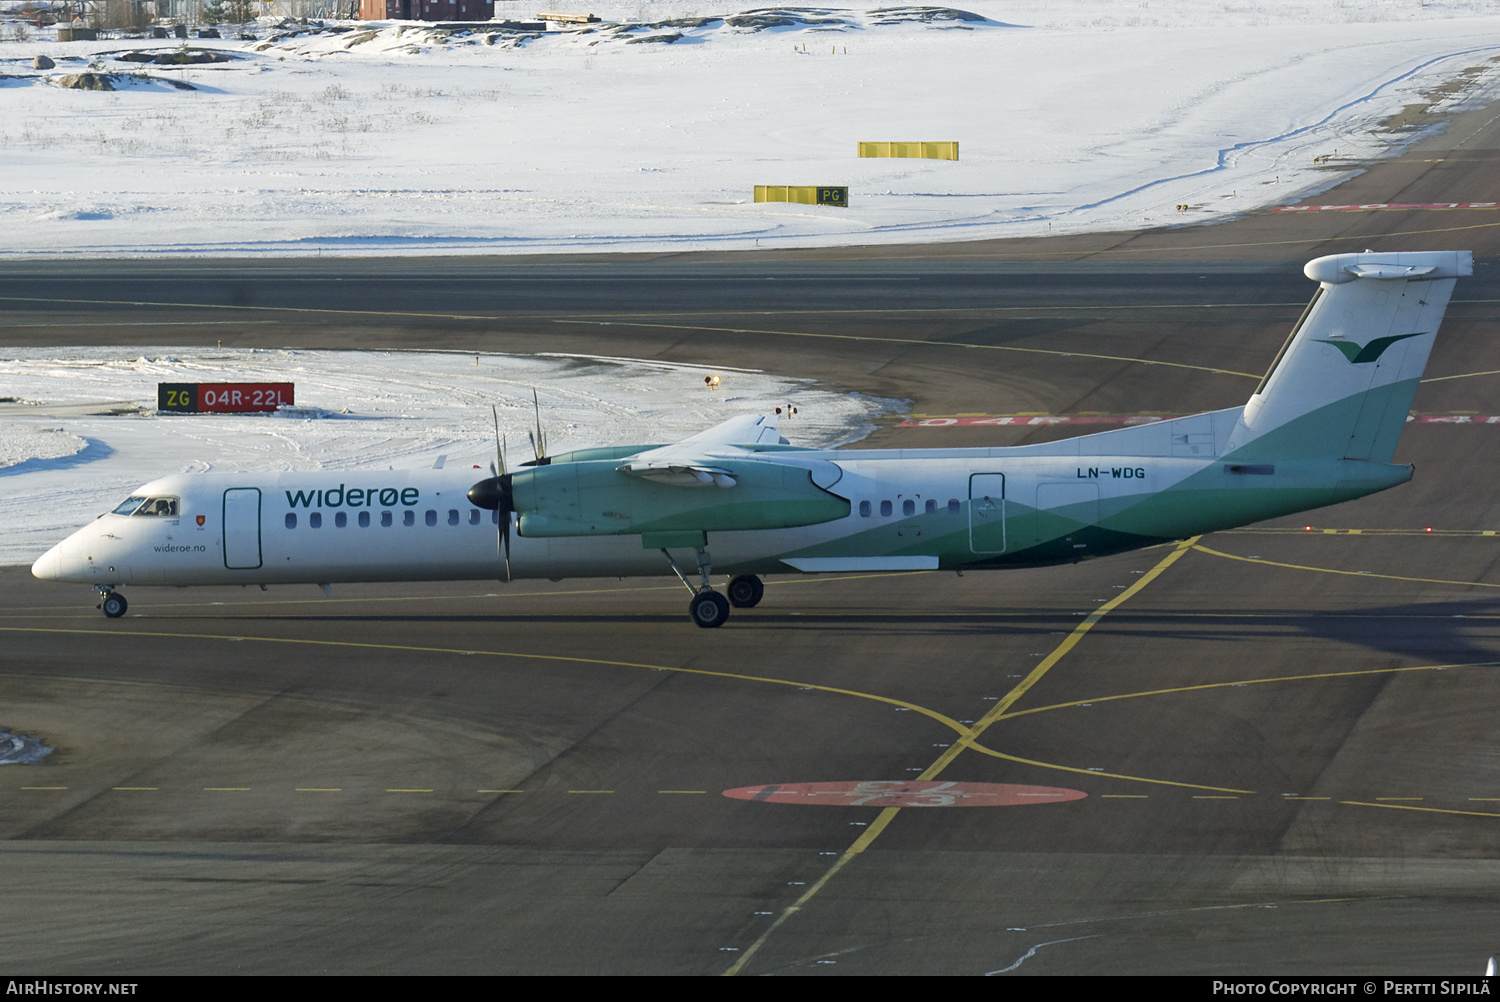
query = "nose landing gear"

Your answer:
(95, 585), (127, 619)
